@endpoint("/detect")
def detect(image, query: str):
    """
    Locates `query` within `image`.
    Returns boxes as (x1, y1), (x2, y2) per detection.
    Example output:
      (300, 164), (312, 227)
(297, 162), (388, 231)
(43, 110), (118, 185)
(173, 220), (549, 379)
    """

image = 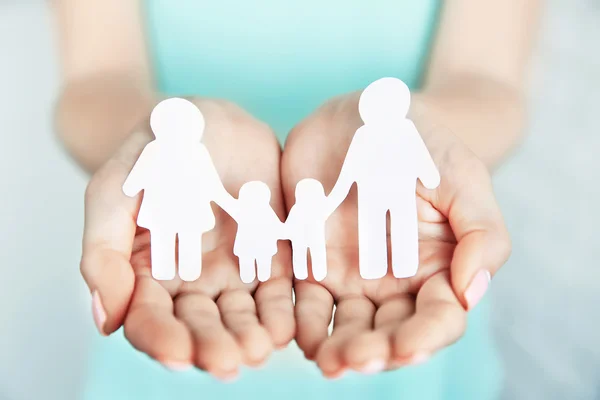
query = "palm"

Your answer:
(128, 201), (259, 296)
(82, 100), (294, 380)
(315, 195), (455, 297)
(282, 94), (471, 377)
